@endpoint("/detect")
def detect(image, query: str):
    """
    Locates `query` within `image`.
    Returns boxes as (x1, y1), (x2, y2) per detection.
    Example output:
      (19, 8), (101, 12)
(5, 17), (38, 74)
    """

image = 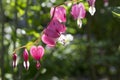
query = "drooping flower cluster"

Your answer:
(12, 0), (98, 71)
(12, 46), (44, 70)
(42, 6), (67, 47)
(71, 3), (86, 28)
